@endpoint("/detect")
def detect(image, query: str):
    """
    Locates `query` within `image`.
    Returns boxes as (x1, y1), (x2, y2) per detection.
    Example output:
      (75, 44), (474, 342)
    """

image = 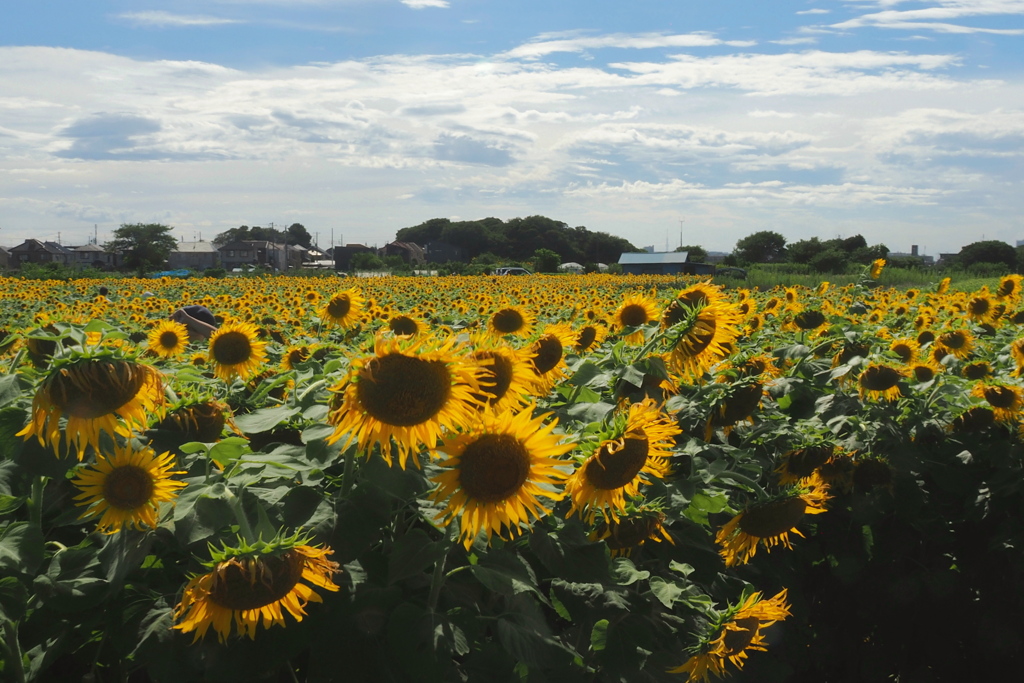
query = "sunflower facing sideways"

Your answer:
(430, 407), (573, 550)
(716, 474), (830, 567)
(207, 321), (267, 382)
(566, 399), (680, 523)
(467, 334), (538, 413)
(591, 503), (673, 557)
(327, 333), (487, 469)
(527, 323), (577, 393)
(72, 441), (186, 533)
(173, 533), (340, 643)
(147, 320), (189, 359)
(971, 381), (1024, 423)
(613, 292), (660, 344)
(662, 284), (743, 382)
(18, 353), (164, 458)
(668, 589), (792, 682)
